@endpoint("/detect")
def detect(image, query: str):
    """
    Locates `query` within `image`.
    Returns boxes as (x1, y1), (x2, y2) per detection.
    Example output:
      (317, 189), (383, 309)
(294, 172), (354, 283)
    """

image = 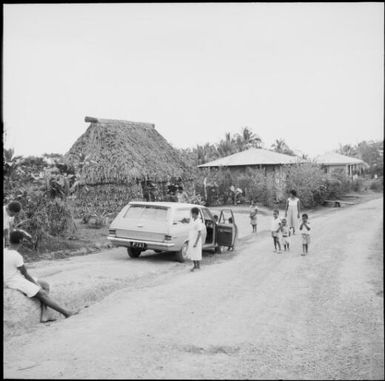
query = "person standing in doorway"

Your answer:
(285, 190), (300, 235)
(187, 207), (204, 272)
